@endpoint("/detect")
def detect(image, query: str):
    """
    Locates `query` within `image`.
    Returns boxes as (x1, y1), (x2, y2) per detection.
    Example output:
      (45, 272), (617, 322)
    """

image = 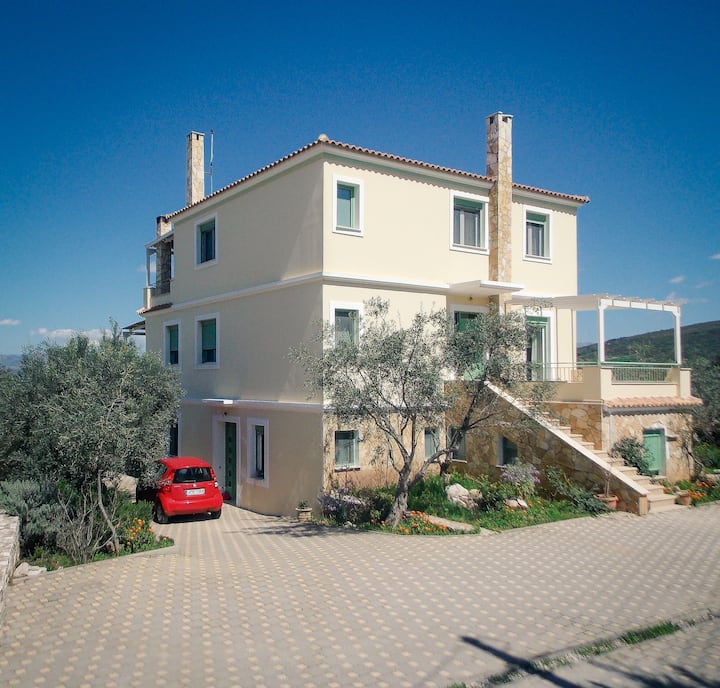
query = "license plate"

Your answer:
(185, 488), (205, 496)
